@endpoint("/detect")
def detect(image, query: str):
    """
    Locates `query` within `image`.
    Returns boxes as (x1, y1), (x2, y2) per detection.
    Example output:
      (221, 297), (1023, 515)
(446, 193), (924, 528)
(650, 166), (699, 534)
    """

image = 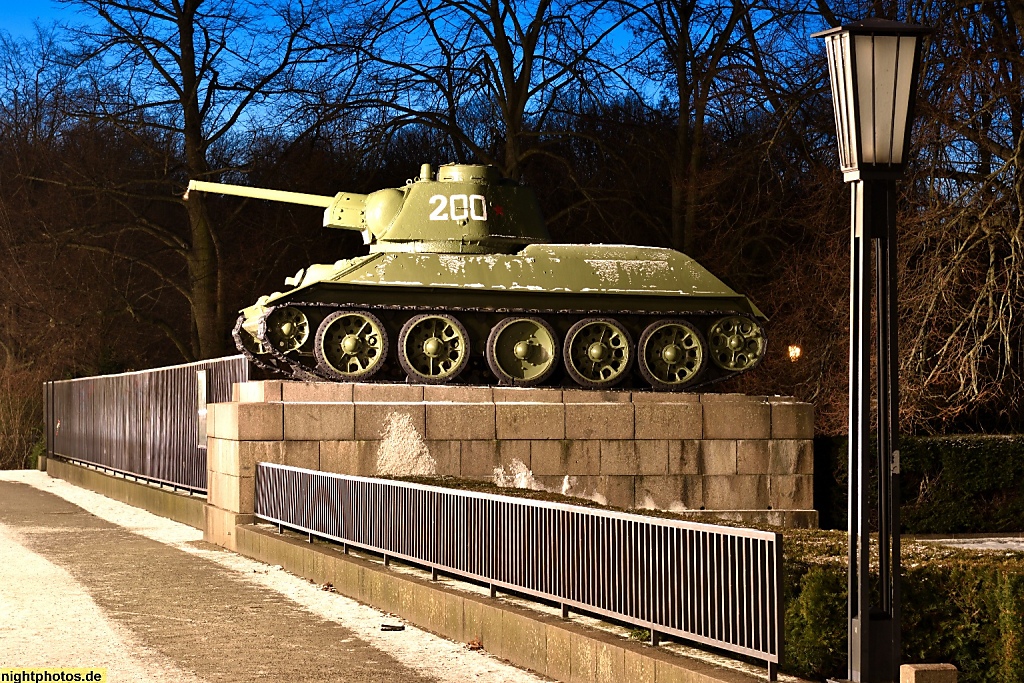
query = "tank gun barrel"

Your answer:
(185, 180), (336, 208)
